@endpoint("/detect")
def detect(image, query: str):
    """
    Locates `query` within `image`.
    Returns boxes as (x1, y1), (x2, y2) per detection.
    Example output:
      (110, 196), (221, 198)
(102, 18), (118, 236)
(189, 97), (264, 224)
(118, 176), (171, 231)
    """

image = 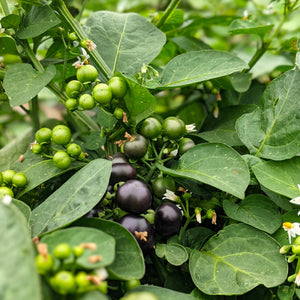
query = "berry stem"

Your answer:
(155, 0), (182, 29)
